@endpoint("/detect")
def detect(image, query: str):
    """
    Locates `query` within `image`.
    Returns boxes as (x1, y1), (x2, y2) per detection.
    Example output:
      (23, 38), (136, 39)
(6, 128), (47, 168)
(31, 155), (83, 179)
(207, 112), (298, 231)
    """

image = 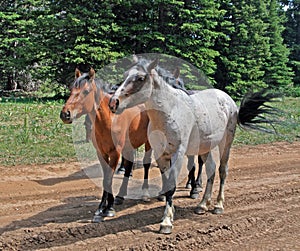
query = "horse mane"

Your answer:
(133, 57), (190, 95)
(73, 73), (90, 88)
